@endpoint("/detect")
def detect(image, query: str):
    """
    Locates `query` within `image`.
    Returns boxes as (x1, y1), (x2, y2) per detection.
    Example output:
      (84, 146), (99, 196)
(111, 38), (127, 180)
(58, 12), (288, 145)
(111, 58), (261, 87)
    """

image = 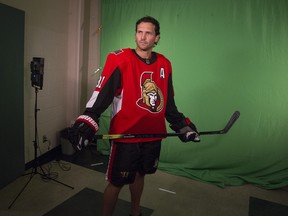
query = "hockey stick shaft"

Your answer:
(94, 111), (240, 140)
